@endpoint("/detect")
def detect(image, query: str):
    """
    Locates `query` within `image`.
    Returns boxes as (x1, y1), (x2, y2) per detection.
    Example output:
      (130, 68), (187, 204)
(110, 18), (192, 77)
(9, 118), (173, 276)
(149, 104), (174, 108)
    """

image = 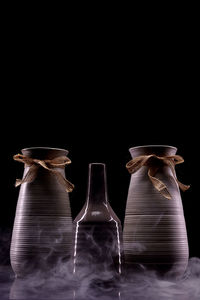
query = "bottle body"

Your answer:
(73, 163), (123, 278)
(123, 146), (189, 276)
(10, 147), (73, 277)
